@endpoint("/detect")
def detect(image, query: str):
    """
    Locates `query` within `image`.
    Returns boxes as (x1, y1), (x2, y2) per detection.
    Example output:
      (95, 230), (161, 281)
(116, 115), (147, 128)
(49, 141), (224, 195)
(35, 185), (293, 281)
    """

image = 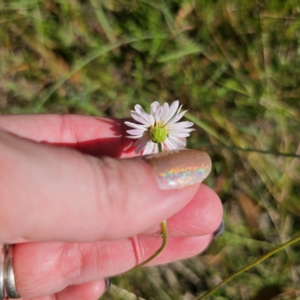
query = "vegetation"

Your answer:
(1, 0), (300, 299)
